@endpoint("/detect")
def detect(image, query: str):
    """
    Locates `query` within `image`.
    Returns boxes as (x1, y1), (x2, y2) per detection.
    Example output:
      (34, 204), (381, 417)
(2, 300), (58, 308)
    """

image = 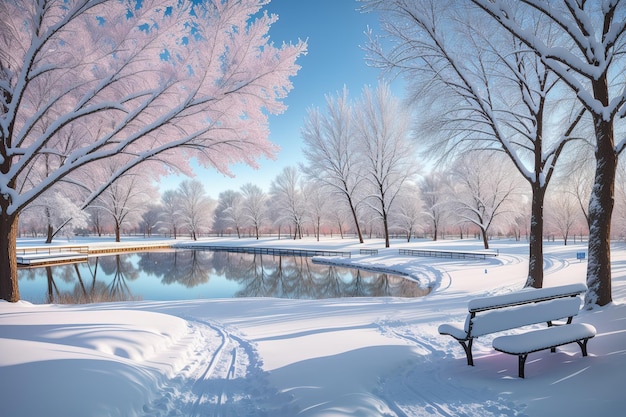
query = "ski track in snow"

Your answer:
(374, 321), (527, 417)
(141, 320), (296, 417)
(542, 254), (570, 275)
